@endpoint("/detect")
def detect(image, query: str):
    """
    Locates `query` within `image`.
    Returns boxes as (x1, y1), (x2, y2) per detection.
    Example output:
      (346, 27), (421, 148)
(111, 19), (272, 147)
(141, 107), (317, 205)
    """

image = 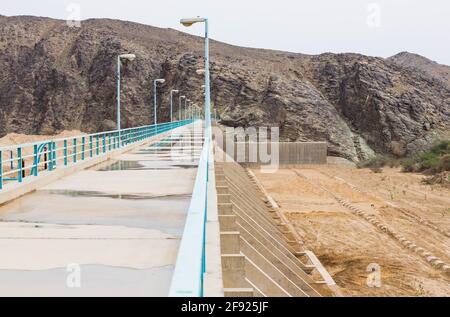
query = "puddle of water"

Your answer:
(98, 160), (145, 171)
(0, 190), (191, 234)
(38, 189), (191, 201)
(96, 160), (196, 172)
